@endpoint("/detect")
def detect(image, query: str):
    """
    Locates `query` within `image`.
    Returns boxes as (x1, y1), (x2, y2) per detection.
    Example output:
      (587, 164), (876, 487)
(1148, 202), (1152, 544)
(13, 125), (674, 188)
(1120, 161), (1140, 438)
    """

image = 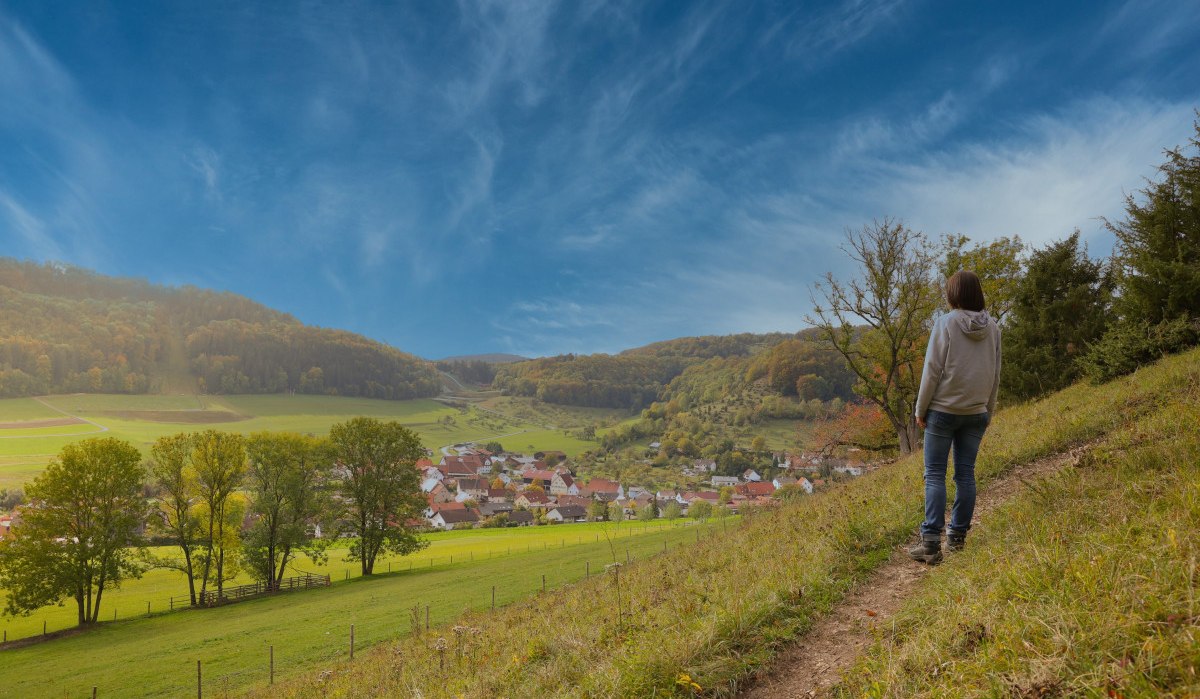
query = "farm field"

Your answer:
(0, 393), (605, 490)
(0, 519), (697, 641)
(0, 519), (727, 698)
